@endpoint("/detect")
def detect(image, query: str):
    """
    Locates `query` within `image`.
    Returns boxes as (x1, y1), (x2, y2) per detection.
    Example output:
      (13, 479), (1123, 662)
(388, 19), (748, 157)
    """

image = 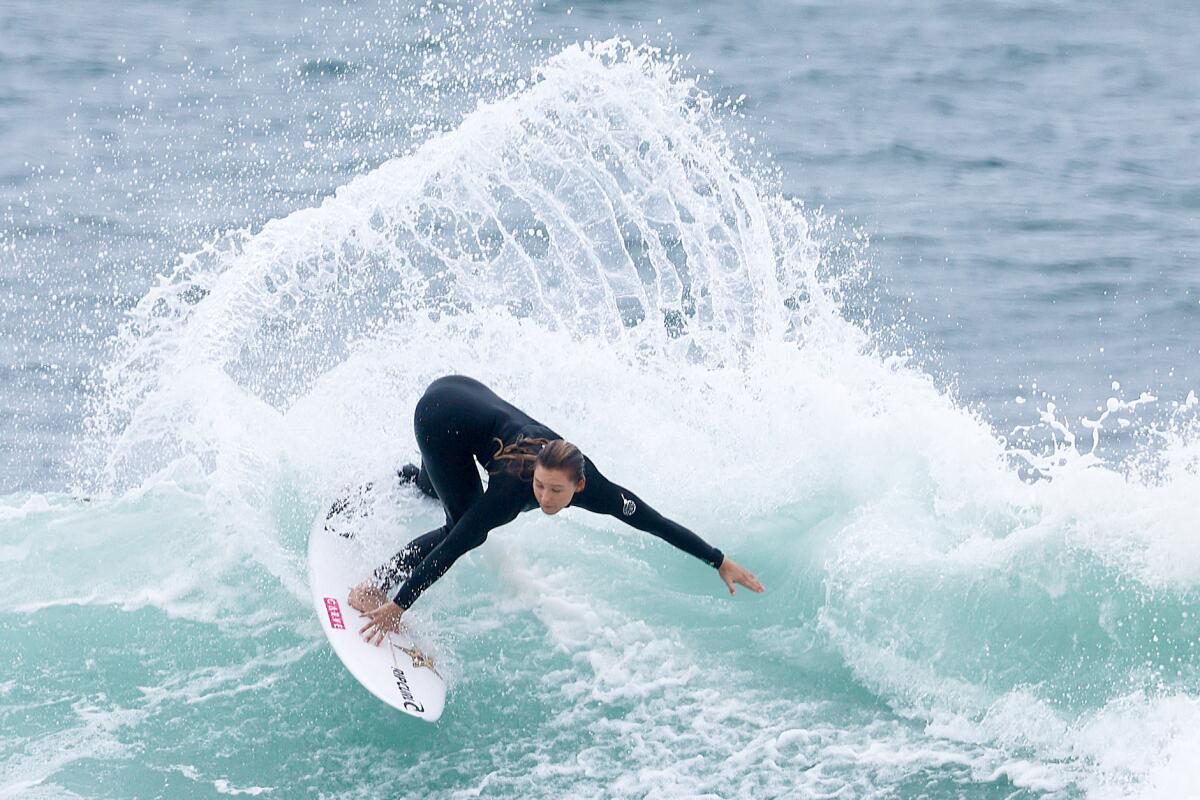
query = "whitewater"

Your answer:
(3, 3), (1199, 798)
